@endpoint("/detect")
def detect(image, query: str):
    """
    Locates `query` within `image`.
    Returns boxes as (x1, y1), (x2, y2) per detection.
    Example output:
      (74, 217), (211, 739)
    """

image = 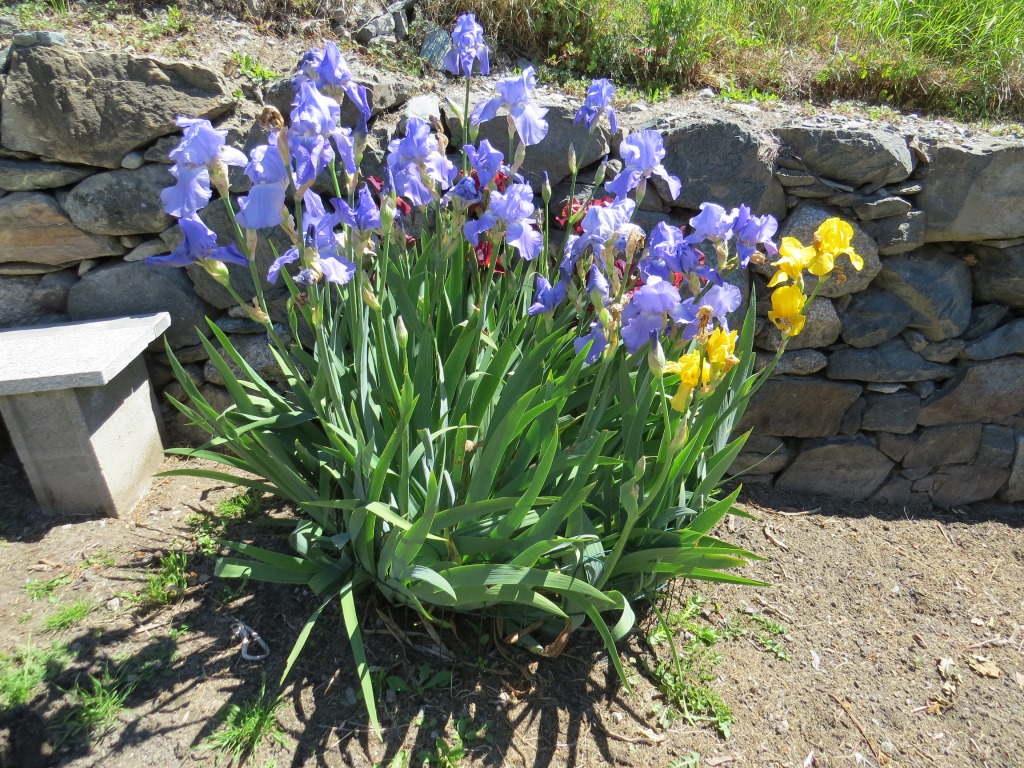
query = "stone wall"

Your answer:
(1, 31), (1022, 508)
